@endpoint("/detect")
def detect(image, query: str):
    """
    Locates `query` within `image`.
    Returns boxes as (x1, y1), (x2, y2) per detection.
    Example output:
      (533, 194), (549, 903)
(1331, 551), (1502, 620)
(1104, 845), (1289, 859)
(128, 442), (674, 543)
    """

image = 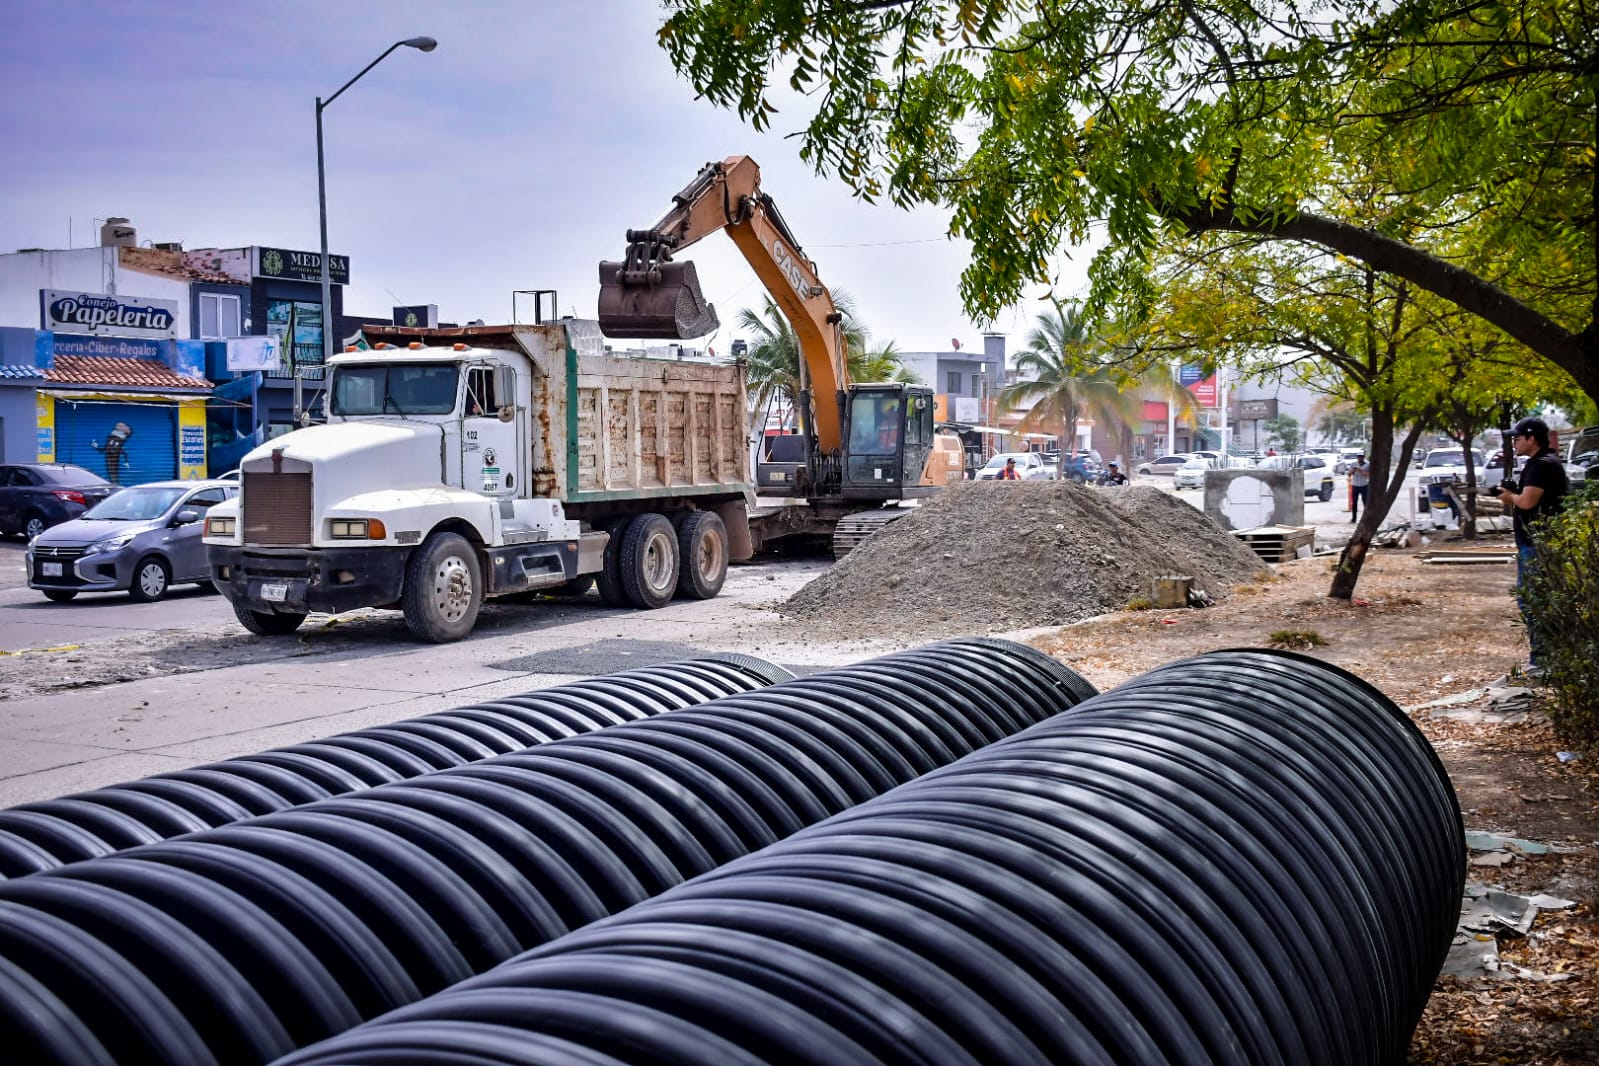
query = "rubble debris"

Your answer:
(782, 483), (1268, 638)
